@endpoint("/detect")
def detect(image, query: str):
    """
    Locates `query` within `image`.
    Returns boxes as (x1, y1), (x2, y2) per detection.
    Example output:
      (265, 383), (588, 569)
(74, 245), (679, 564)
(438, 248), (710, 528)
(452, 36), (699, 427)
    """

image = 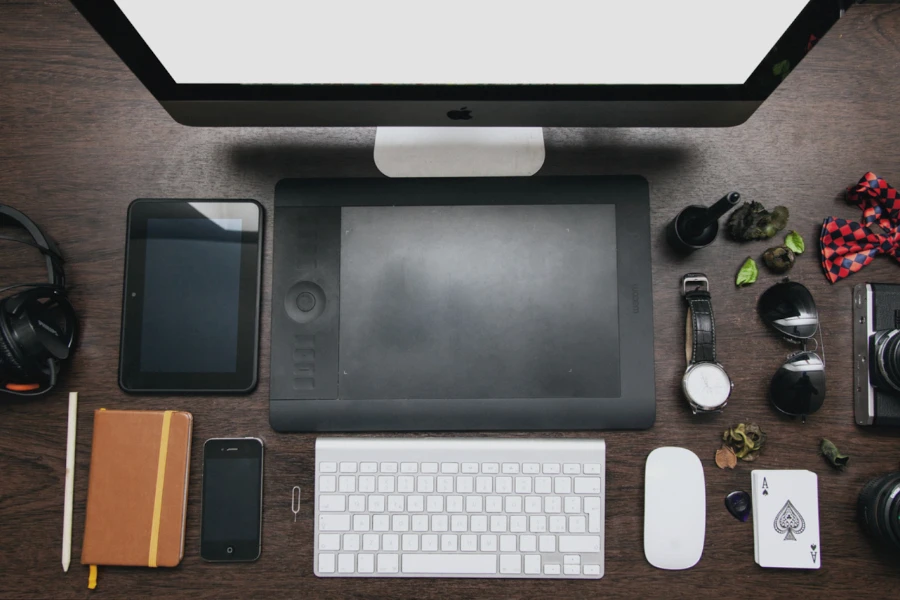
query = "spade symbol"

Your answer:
(762, 477), (769, 496)
(763, 489), (769, 496)
(811, 544), (817, 551)
(773, 500), (806, 541)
